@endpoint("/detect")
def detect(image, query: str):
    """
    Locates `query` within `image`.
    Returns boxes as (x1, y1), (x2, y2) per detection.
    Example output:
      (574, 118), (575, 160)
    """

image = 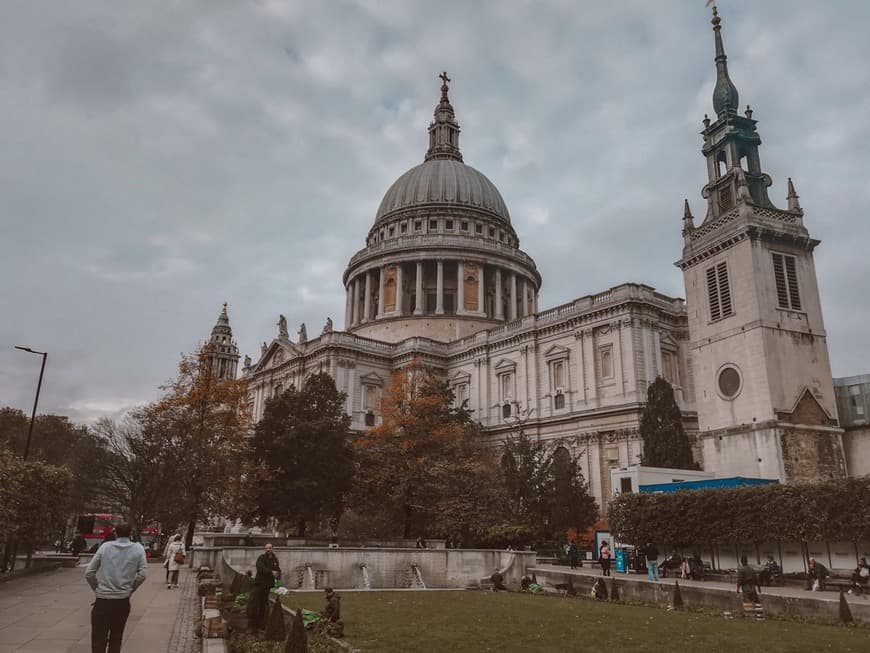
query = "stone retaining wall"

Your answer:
(531, 567), (870, 625)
